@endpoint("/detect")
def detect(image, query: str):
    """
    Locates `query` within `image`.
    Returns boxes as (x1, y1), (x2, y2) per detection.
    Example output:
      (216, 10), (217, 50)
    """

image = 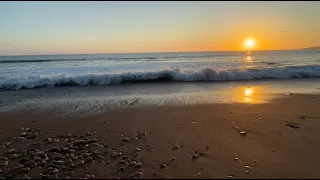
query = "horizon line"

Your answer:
(0, 48), (303, 57)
